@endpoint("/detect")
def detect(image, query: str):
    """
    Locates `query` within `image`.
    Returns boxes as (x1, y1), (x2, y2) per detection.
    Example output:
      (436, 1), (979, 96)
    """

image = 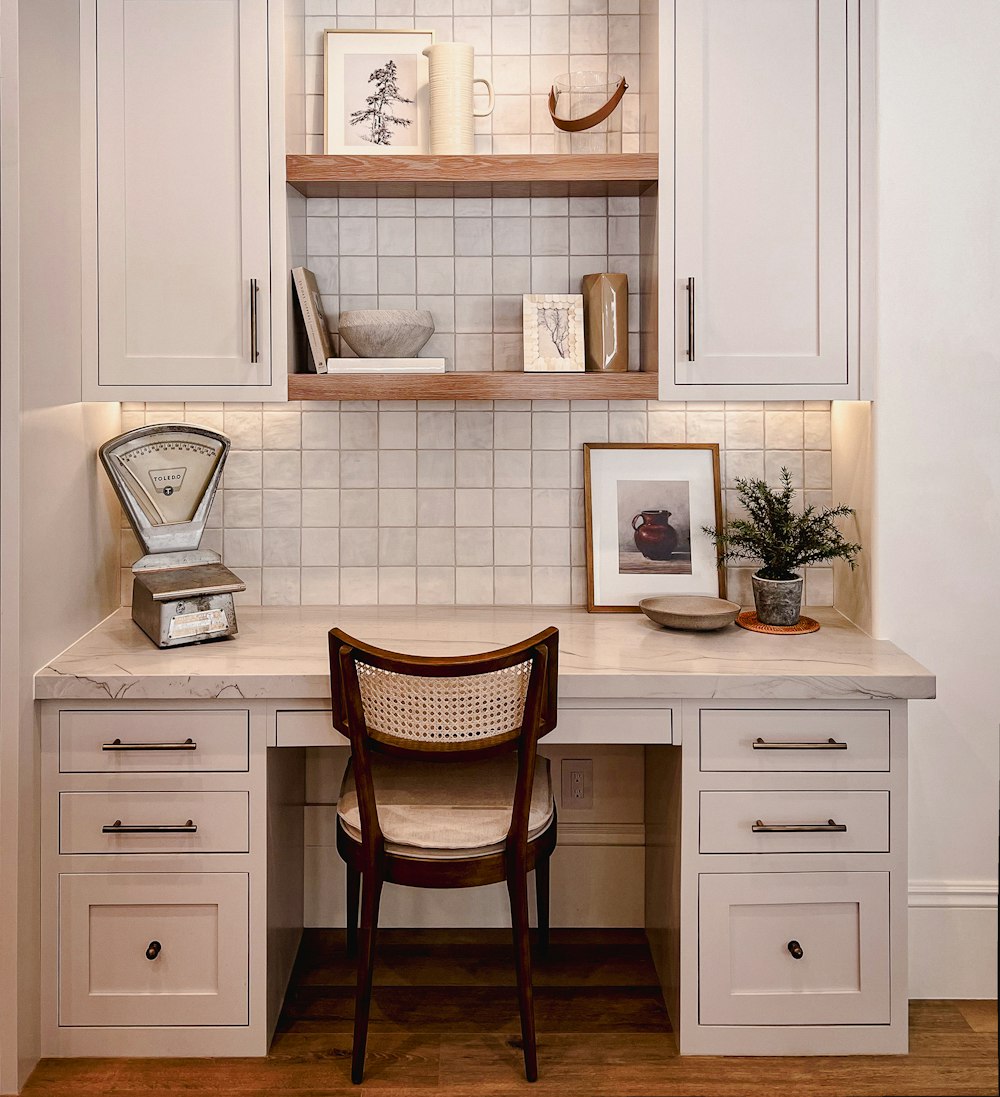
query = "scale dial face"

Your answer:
(108, 431), (226, 525)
